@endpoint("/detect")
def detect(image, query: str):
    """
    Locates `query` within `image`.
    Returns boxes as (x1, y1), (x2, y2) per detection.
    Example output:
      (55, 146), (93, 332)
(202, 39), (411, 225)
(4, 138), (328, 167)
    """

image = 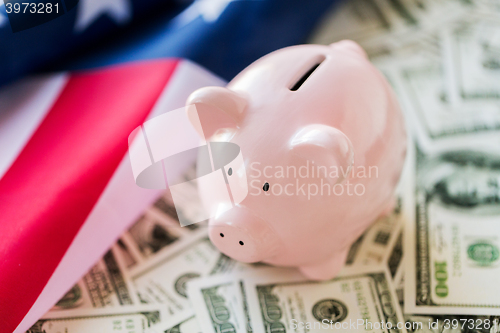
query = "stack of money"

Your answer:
(313, 0), (500, 331)
(28, 176), (409, 333)
(28, 0), (500, 332)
